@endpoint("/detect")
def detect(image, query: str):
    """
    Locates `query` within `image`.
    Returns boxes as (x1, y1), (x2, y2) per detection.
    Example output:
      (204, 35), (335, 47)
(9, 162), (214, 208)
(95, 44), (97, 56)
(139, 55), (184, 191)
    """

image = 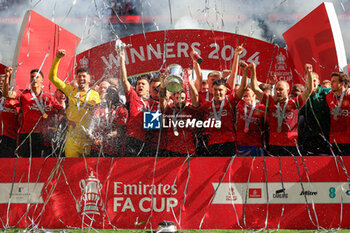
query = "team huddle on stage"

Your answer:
(0, 45), (349, 157)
